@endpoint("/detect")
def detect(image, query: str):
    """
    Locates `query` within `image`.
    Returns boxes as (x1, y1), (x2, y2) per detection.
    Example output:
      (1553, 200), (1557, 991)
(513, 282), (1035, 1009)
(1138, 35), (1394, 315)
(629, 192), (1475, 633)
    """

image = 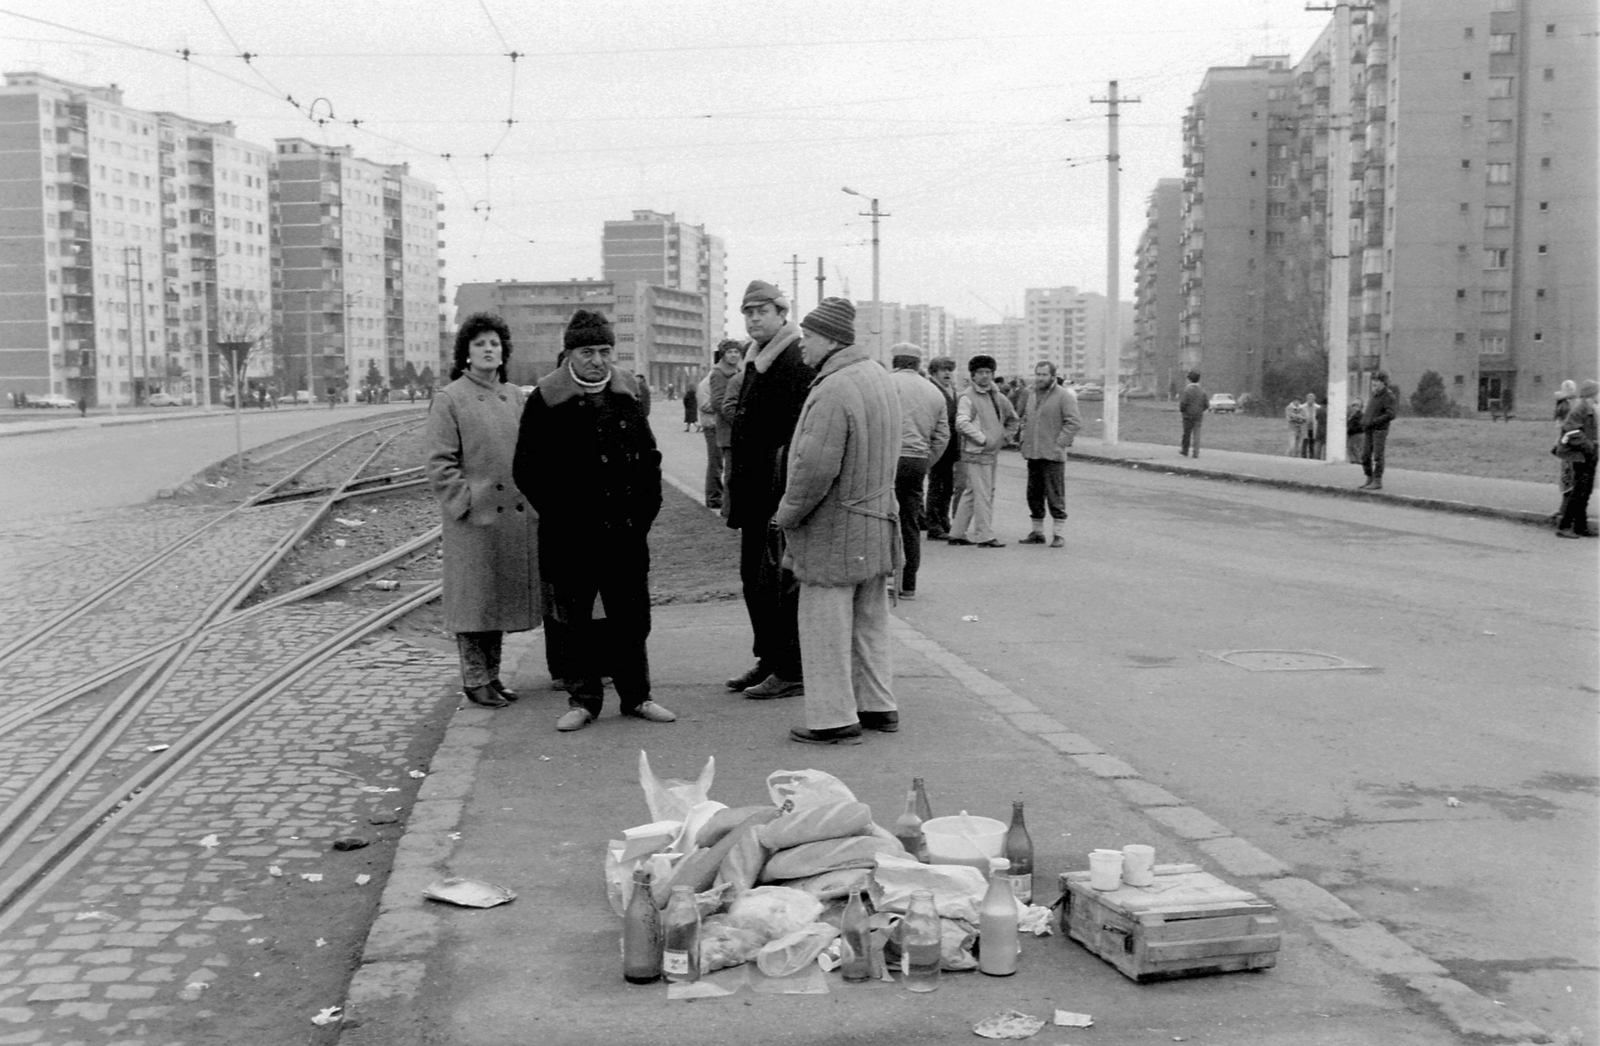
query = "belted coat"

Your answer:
(773, 345), (903, 586)
(424, 370), (540, 633)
